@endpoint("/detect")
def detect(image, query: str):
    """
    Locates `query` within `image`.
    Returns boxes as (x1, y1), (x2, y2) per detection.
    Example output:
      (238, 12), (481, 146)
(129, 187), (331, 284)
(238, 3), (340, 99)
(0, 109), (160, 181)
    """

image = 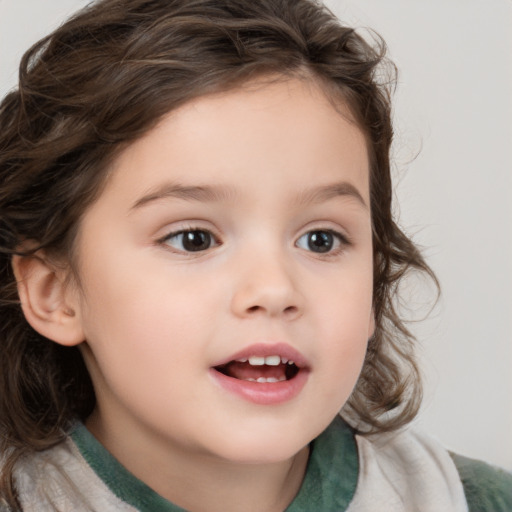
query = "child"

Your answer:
(0, 0), (510, 510)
